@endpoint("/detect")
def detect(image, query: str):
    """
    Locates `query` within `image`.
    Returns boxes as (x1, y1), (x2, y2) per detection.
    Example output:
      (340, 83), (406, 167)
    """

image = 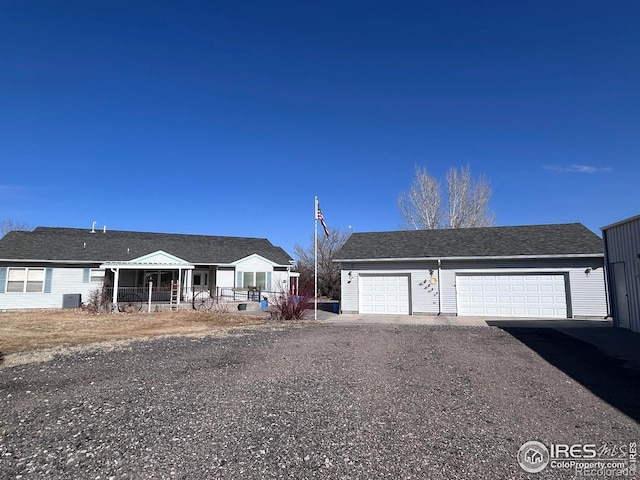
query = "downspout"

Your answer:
(437, 259), (442, 315)
(110, 267), (120, 312)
